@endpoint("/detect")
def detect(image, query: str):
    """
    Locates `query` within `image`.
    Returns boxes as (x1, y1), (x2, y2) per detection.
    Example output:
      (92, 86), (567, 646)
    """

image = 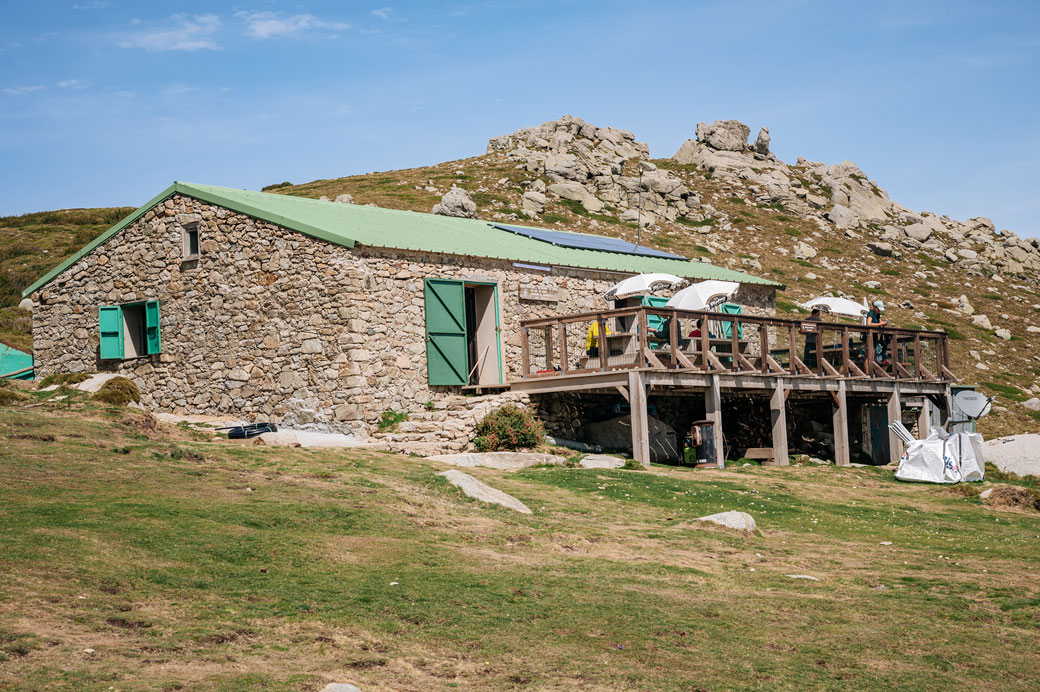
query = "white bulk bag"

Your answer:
(950, 432), (985, 482)
(895, 431), (960, 484)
